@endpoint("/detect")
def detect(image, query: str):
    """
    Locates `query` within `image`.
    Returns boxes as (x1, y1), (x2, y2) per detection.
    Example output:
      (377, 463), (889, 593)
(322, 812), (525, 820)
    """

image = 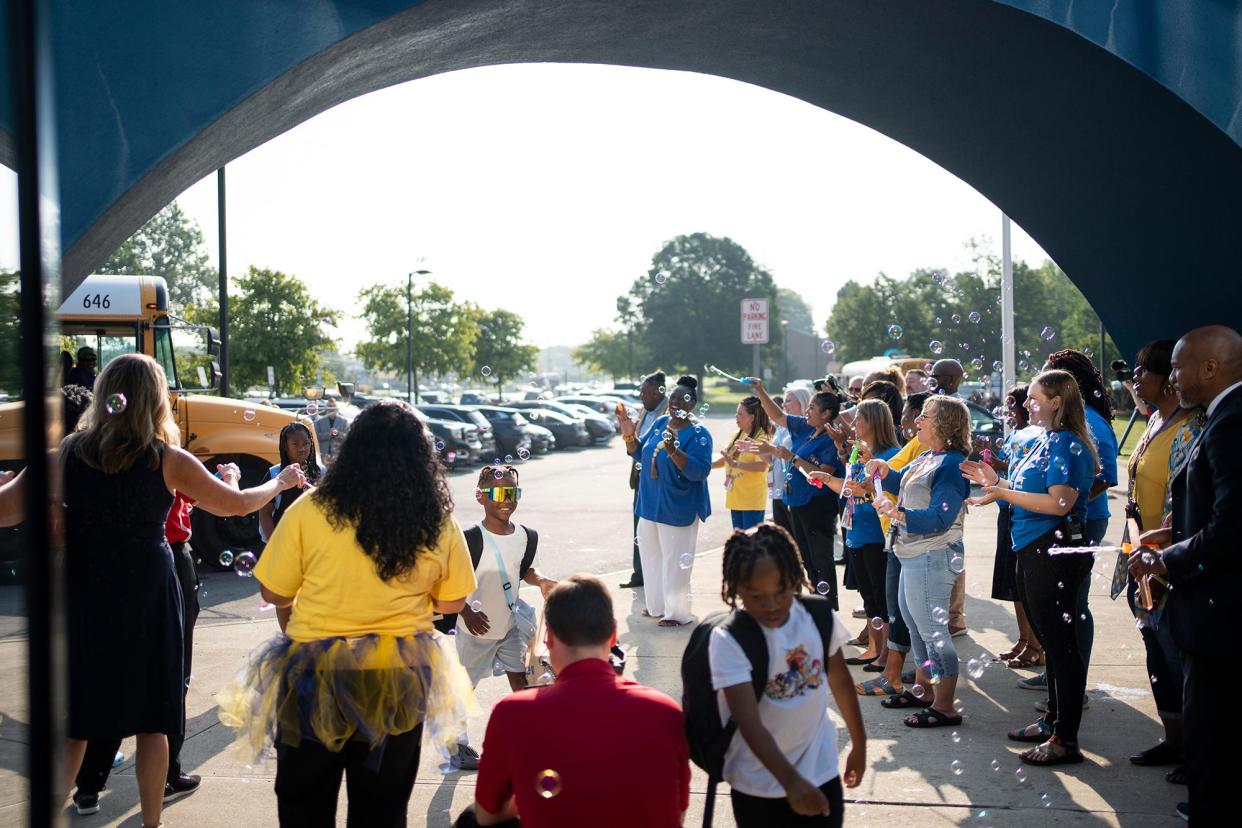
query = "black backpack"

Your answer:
(680, 594), (836, 827)
(434, 525), (538, 634)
